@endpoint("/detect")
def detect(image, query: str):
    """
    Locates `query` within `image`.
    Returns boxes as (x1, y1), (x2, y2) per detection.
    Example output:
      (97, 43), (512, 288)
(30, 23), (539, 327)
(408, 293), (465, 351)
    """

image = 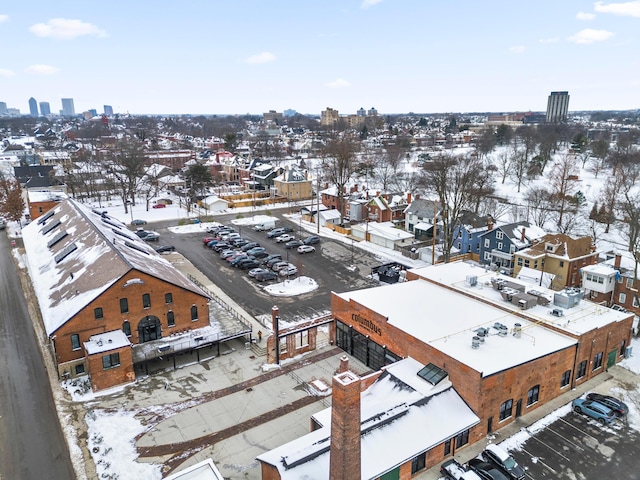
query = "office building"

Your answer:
(61, 98), (75, 117)
(29, 97), (39, 117)
(104, 105), (113, 116)
(320, 107), (339, 127)
(546, 91), (569, 123)
(39, 102), (51, 116)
